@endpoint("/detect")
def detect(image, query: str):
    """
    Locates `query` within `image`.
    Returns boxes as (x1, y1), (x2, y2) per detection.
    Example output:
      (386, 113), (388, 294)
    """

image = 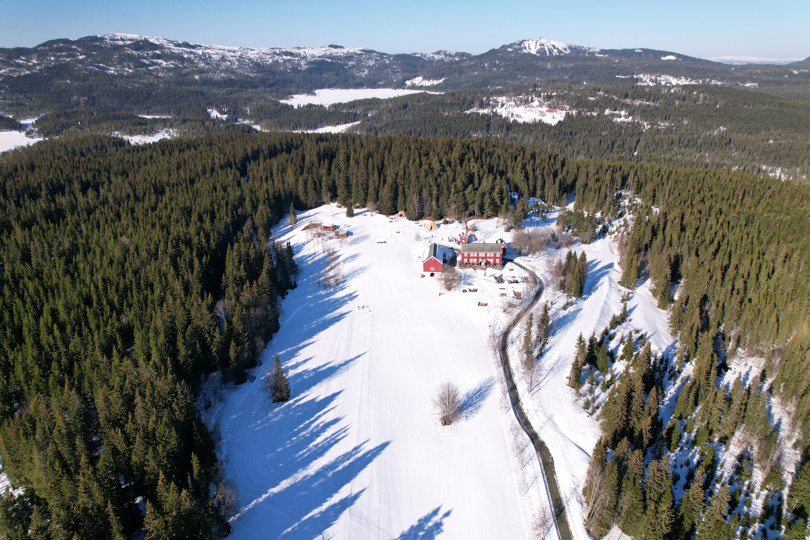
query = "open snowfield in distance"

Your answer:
(0, 130), (42, 153)
(280, 88), (437, 108)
